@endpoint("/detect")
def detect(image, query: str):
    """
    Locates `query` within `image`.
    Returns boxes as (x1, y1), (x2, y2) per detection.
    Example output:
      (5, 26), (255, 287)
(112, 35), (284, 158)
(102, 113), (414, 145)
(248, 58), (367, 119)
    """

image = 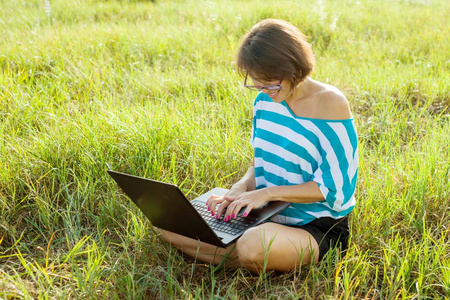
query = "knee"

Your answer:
(235, 225), (271, 271)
